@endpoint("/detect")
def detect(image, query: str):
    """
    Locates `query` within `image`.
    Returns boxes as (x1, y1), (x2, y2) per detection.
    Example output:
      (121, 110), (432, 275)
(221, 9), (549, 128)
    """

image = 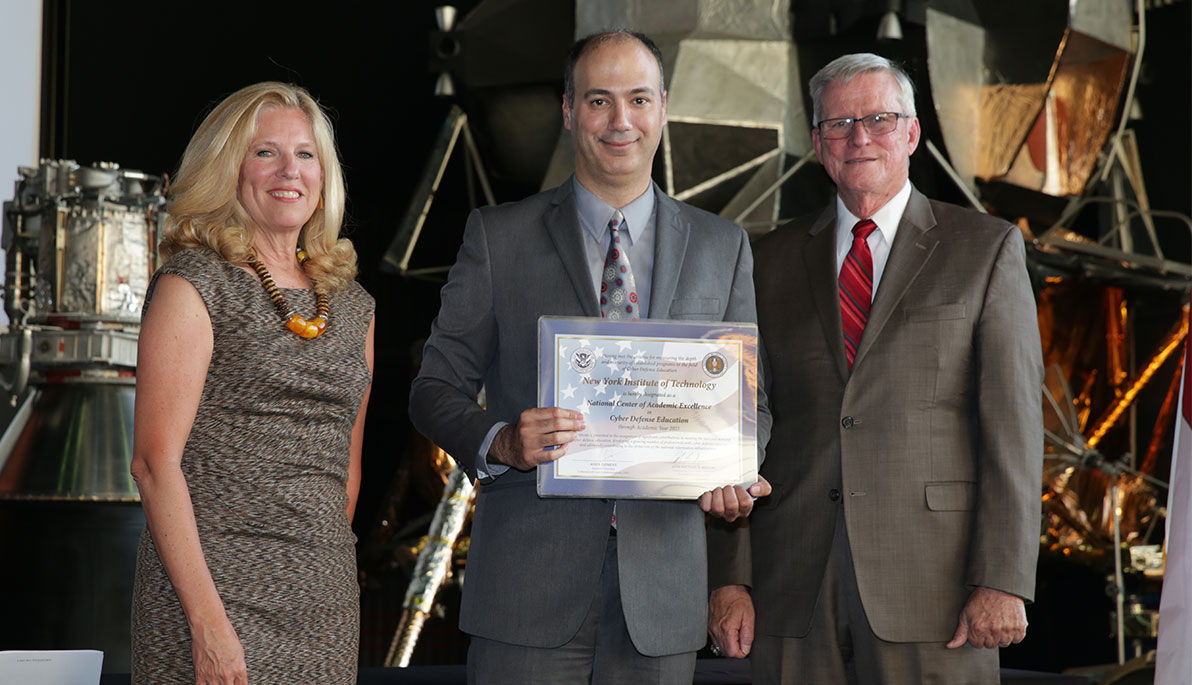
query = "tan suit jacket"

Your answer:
(710, 188), (1043, 641)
